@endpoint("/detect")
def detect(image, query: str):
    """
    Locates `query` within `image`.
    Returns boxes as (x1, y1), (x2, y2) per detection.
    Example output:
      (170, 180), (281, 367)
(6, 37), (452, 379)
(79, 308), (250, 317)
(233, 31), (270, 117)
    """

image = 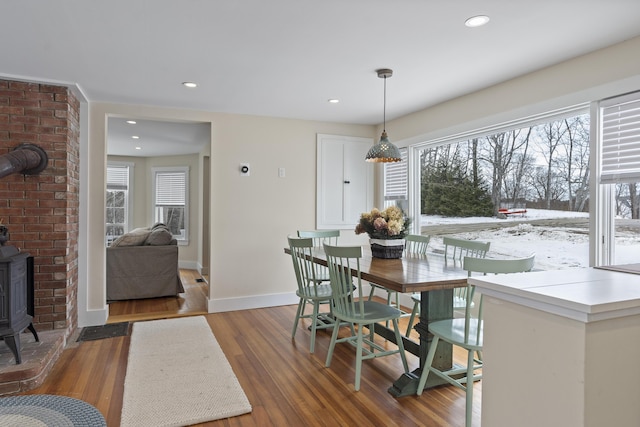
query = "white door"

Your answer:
(317, 134), (374, 229)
